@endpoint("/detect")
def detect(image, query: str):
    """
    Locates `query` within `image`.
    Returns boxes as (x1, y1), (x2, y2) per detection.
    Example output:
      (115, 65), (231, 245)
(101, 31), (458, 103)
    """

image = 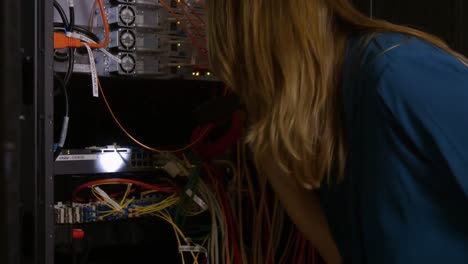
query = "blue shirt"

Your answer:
(319, 33), (468, 263)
